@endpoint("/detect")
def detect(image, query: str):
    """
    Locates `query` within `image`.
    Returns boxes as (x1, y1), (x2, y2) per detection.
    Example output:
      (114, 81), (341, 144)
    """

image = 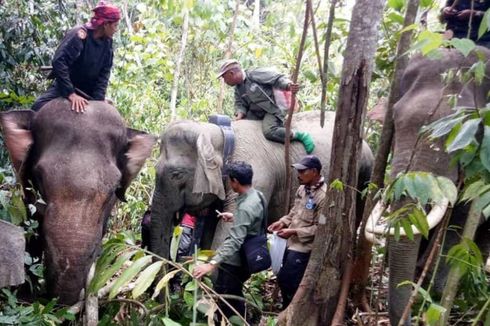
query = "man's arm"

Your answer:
(234, 87), (248, 119)
(212, 208), (251, 264)
(52, 29), (84, 98)
(92, 47), (114, 100)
